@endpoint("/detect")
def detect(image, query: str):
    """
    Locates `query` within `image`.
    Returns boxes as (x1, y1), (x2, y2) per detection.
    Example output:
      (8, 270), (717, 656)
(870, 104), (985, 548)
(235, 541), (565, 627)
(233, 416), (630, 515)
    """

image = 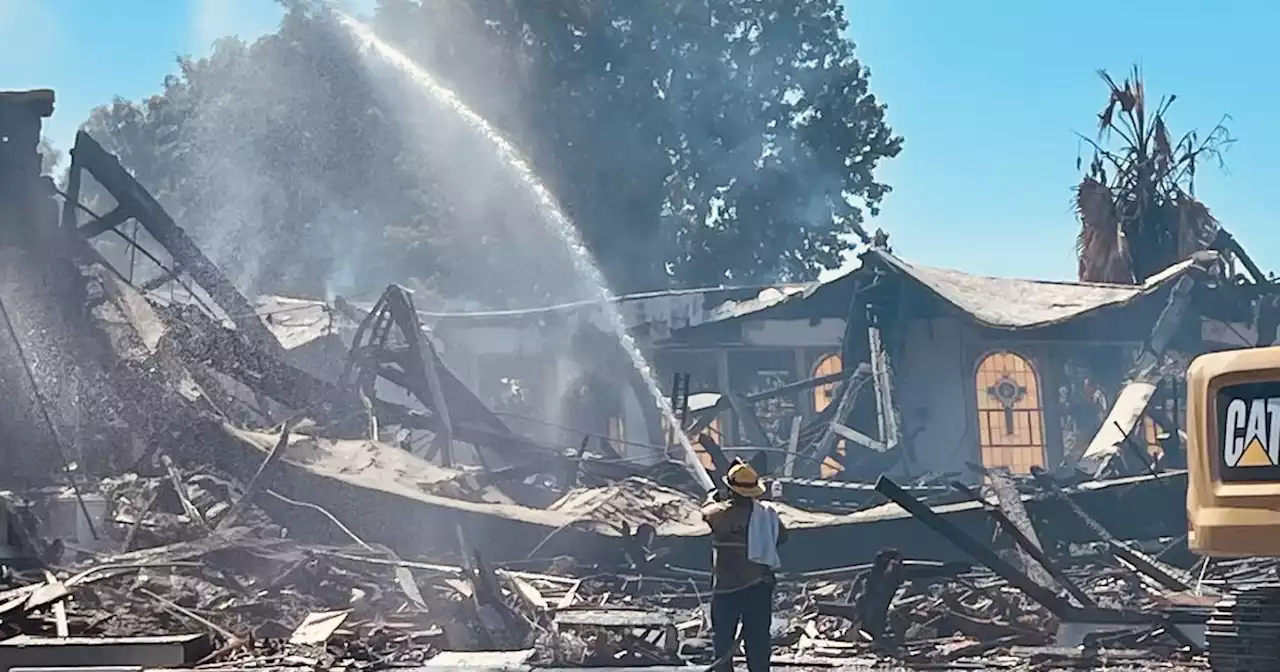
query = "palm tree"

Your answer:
(1075, 66), (1233, 284)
